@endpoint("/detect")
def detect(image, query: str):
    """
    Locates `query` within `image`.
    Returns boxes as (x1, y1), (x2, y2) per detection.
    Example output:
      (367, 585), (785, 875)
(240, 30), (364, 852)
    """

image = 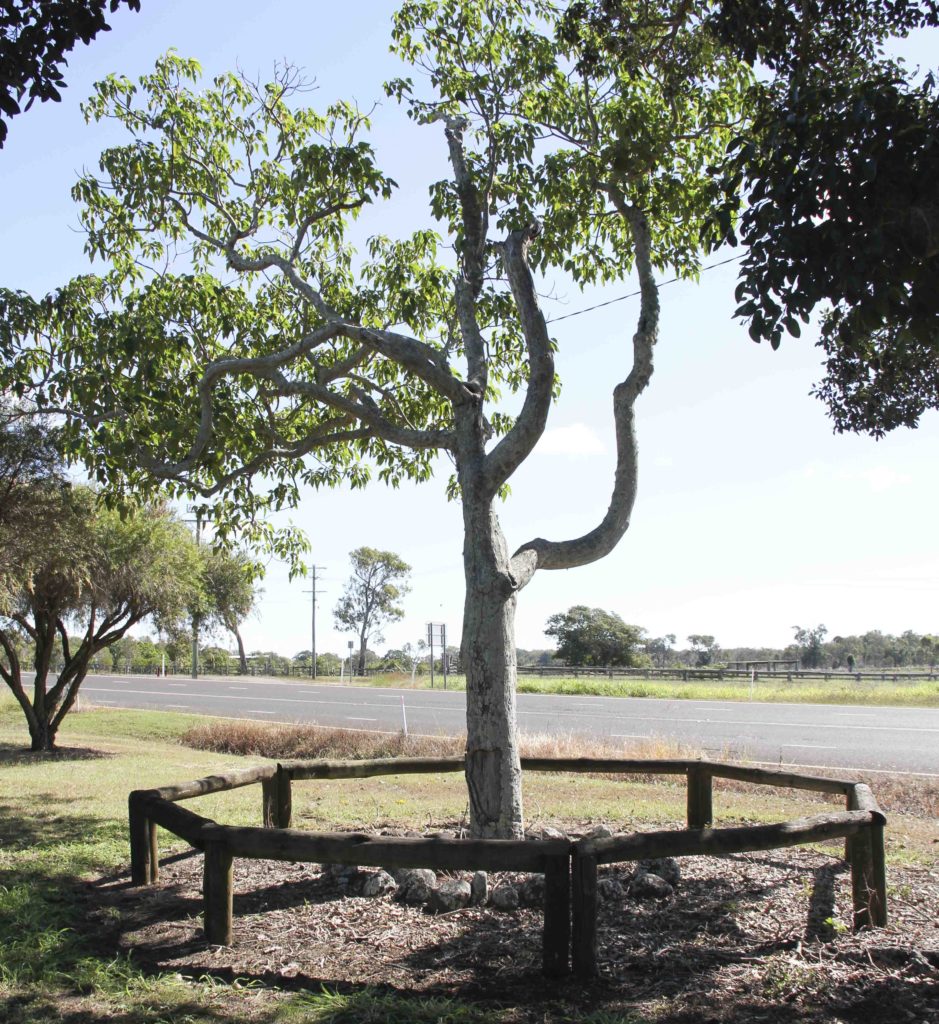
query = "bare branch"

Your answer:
(509, 198), (658, 589)
(482, 223), (555, 494)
